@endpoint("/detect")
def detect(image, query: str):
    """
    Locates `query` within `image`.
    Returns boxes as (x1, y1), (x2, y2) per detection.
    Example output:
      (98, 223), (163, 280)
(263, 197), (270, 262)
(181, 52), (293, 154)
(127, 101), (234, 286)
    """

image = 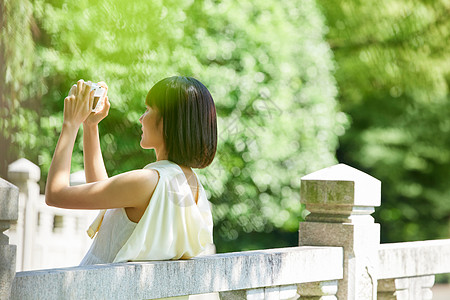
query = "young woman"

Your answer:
(45, 76), (217, 265)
